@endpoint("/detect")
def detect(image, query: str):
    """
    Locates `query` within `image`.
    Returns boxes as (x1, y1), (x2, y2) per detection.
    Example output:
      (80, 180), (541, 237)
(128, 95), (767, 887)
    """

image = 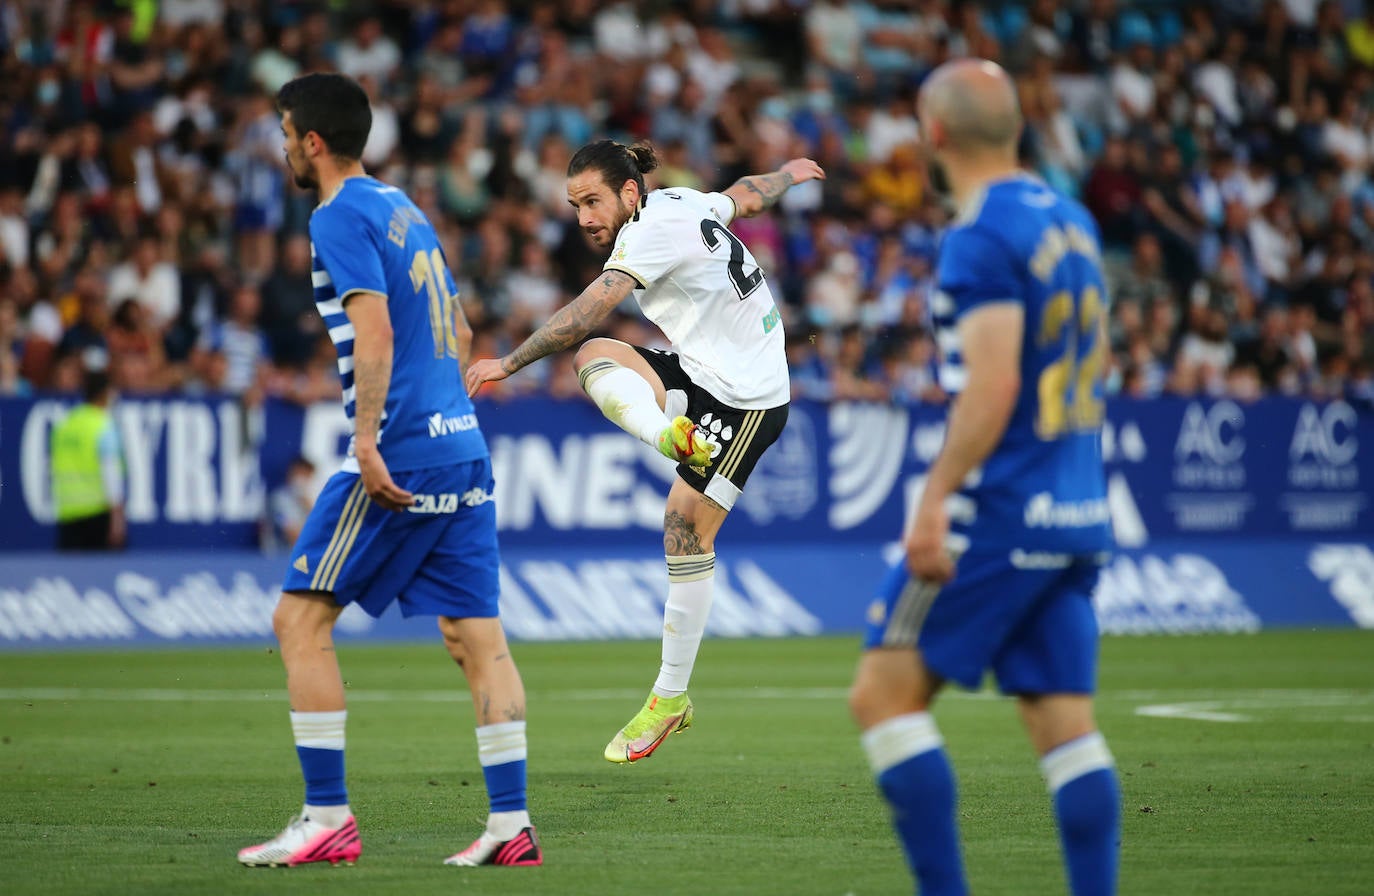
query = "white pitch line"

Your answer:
(1134, 690), (1374, 724)
(0, 686), (865, 704)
